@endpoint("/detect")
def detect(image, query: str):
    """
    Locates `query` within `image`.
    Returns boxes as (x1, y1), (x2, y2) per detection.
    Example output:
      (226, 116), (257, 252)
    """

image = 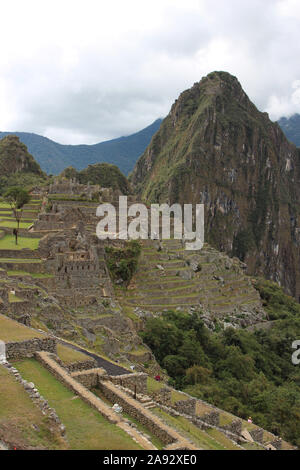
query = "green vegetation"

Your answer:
(0, 365), (65, 449)
(0, 135), (46, 195)
(0, 220), (33, 229)
(0, 119), (162, 175)
(0, 258), (41, 263)
(254, 277), (300, 320)
(140, 281), (300, 445)
(61, 162), (131, 194)
(152, 407), (240, 450)
(92, 388), (165, 449)
(56, 343), (90, 364)
(232, 229), (255, 261)
(0, 235), (40, 250)
(8, 292), (24, 303)
(105, 240), (141, 283)
(2, 187), (31, 244)
(0, 315), (44, 341)
(14, 359), (141, 450)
